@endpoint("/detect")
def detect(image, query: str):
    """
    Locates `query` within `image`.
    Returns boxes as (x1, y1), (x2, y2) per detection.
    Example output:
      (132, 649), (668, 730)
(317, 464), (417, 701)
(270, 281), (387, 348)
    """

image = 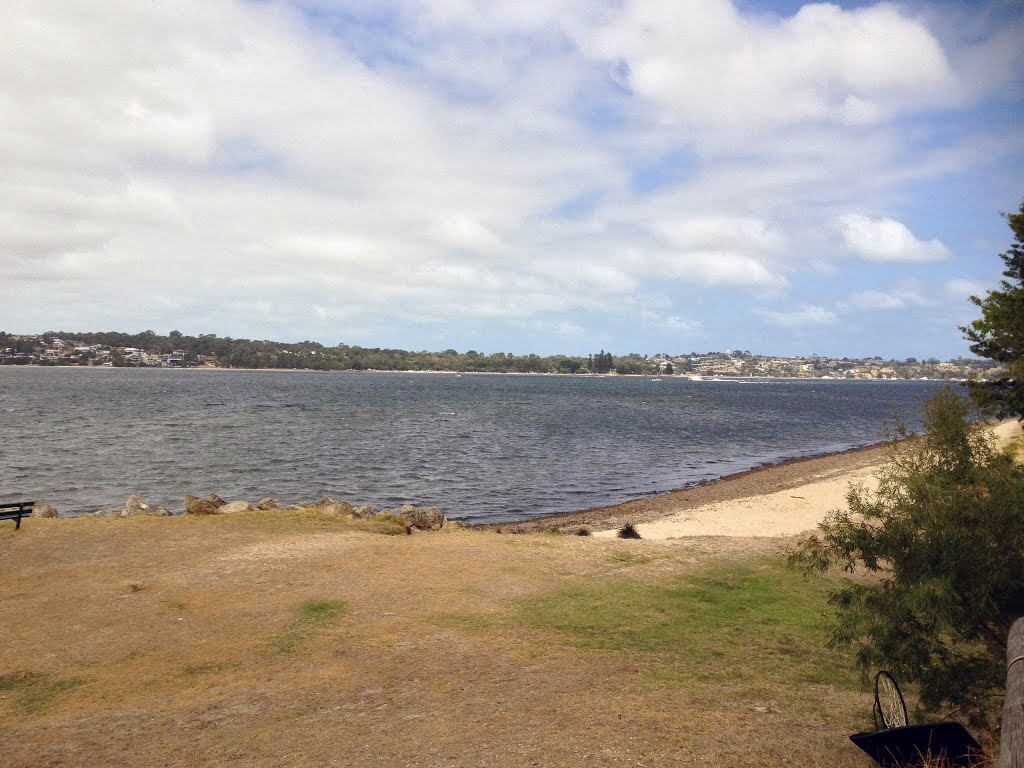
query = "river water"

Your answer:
(0, 367), (947, 522)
